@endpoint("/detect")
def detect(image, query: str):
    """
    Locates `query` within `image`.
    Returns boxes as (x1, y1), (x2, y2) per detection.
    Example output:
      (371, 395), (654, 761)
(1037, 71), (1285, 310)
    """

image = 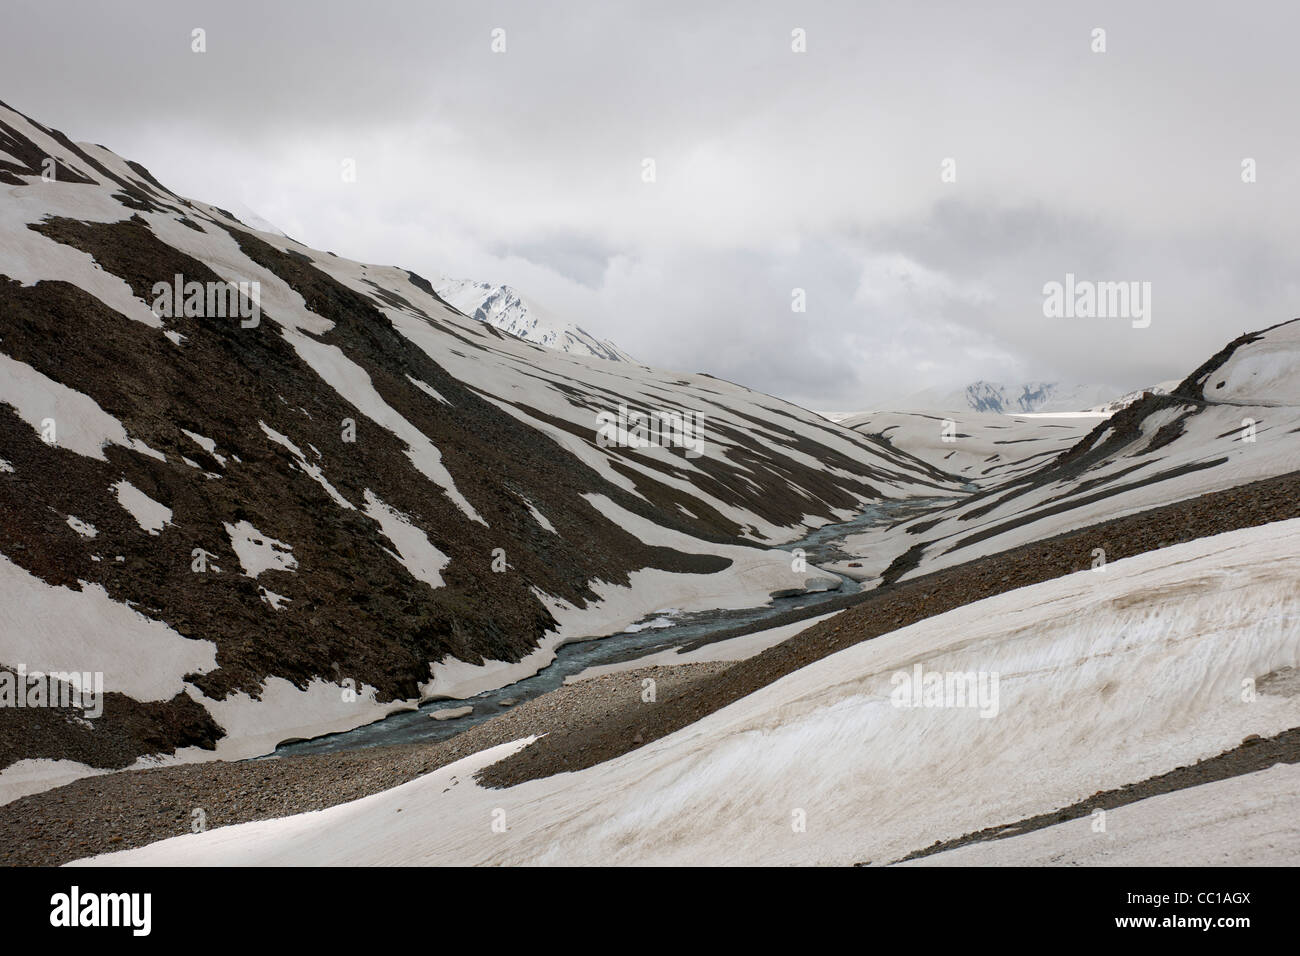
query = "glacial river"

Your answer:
(271, 498), (944, 758)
